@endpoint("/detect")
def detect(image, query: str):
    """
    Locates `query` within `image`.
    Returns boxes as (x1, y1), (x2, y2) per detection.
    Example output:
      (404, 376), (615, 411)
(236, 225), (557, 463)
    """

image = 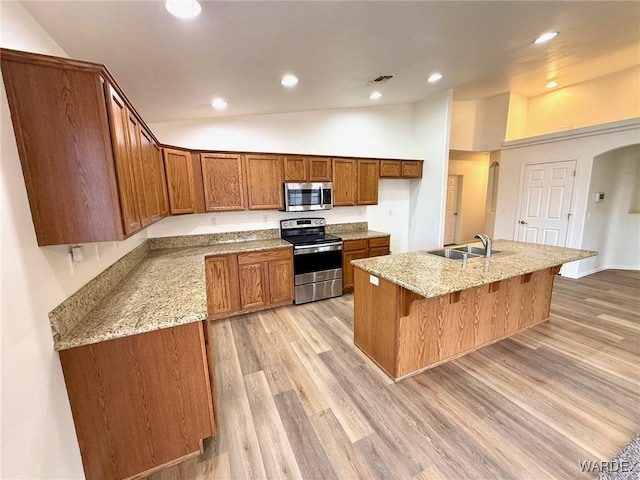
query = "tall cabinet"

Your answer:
(0, 48), (169, 246)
